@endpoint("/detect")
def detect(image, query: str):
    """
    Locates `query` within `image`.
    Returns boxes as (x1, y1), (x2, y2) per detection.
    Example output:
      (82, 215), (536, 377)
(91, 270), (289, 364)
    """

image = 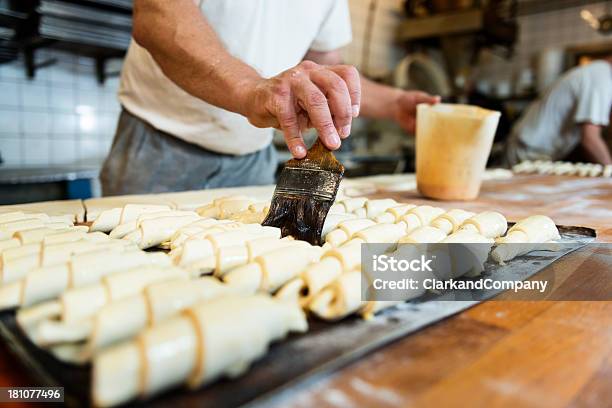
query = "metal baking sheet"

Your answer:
(0, 225), (596, 407)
